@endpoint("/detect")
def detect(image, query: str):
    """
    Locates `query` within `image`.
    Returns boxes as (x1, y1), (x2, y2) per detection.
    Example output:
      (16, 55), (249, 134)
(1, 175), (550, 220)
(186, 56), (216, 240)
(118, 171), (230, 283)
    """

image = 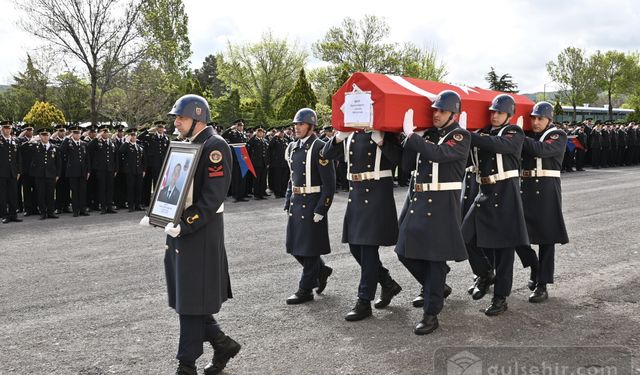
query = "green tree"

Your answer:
(52, 72), (91, 124)
(218, 32), (306, 120)
(194, 54), (228, 99)
(140, 0), (191, 77)
(546, 47), (600, 121)
(485, 67), (519, 93)
(592, 51), (640, 120)
(554, 100), (563, 119)
(17, 0), (145, 127)
(398, 43), (448, 81)
(12, 54), (49, 102)
(277, 69), (318, 121)
(23, 101), (66, 130)
(212, 89), (242, 125)
(313, 15), (399, 73)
